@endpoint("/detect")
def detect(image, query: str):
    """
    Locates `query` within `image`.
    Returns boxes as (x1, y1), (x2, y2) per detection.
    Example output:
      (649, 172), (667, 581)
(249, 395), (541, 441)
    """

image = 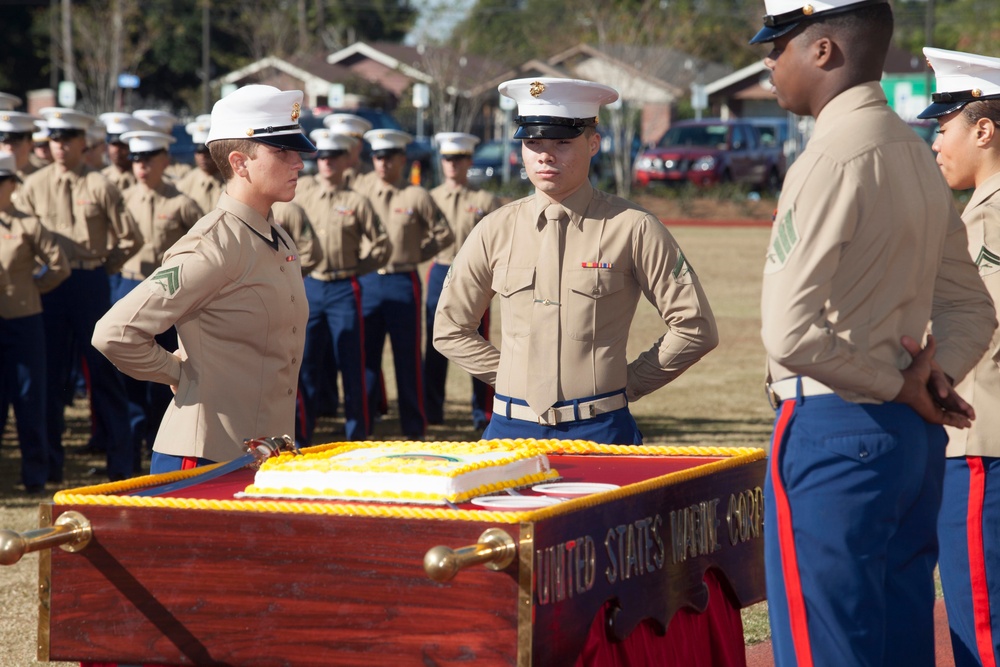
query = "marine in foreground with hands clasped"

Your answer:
(751, 2), (996, 665)
(433, 77), (718, 445)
